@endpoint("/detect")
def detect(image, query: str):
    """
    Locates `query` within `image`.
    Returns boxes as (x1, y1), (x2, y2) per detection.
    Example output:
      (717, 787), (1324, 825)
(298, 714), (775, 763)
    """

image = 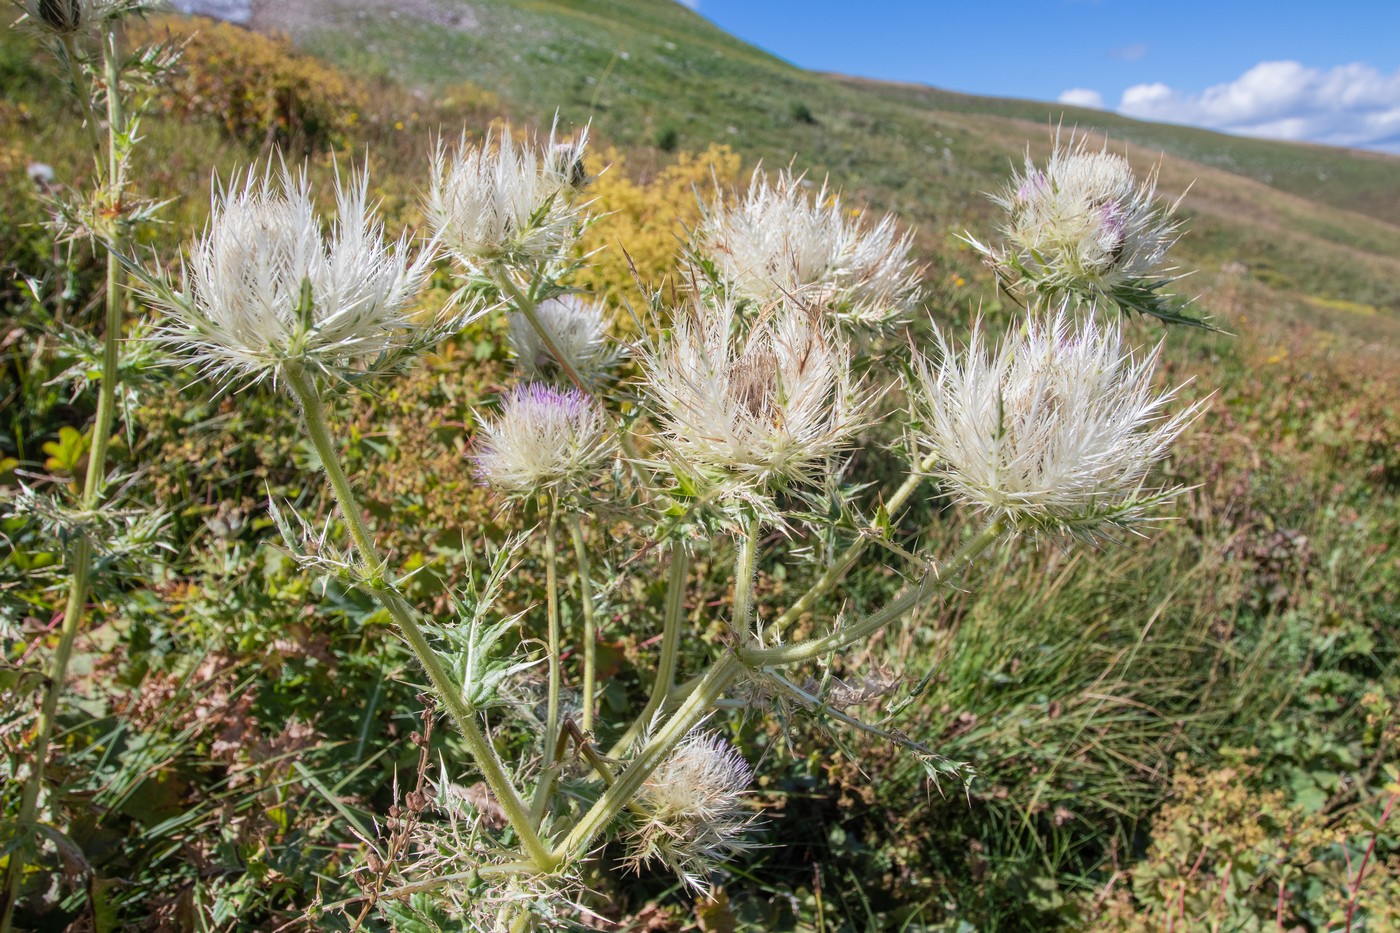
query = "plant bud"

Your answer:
(36, 0), (83, 34)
